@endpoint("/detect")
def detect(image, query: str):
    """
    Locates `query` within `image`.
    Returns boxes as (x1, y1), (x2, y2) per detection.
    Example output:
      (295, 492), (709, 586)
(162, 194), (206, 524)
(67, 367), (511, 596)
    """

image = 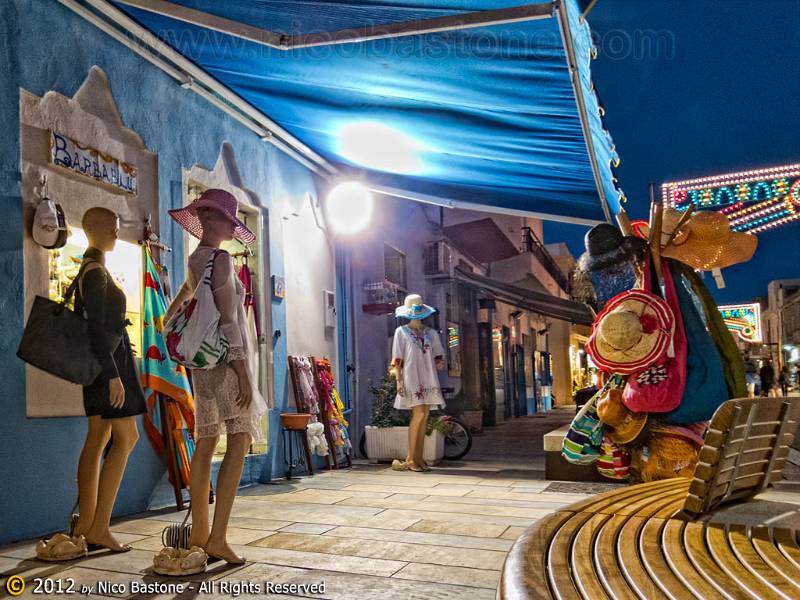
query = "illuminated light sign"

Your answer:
(661, 163), (800, 234)
(718, 303), (762, 343)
